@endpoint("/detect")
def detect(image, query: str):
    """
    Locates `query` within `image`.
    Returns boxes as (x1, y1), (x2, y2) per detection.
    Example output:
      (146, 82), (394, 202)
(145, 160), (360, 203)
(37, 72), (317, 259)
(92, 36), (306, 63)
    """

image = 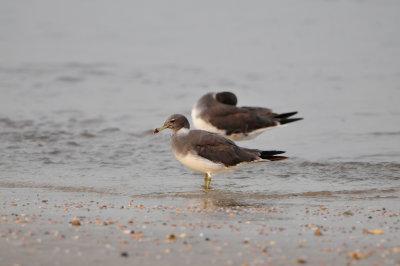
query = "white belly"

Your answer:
(174, 151), (231, 176)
